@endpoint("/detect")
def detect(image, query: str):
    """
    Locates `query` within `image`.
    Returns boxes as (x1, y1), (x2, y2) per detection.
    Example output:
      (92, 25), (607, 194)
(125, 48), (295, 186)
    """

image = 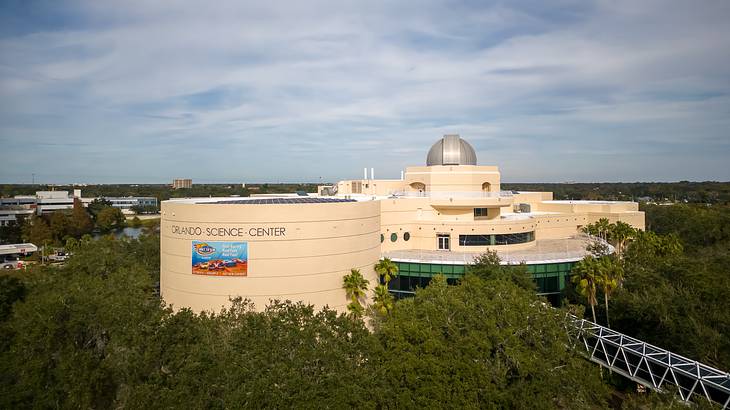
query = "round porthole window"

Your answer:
(403, 232), (411, 241)
(380, 234), (384, 243)
(390, 233), (397, 242)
